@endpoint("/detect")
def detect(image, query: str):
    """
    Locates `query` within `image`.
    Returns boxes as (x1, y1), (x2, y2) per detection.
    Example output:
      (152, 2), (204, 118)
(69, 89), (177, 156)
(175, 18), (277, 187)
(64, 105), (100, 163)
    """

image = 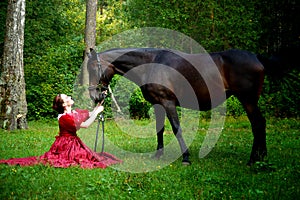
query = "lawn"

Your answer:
(0, 116), (299, 199)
